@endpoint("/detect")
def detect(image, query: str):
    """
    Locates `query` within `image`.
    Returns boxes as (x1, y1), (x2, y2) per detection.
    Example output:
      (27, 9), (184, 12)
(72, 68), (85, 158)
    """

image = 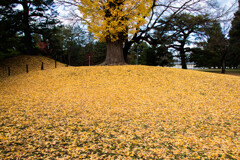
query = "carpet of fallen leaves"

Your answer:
(0, 55), (65, 78)
(0, 64), (240, 159)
